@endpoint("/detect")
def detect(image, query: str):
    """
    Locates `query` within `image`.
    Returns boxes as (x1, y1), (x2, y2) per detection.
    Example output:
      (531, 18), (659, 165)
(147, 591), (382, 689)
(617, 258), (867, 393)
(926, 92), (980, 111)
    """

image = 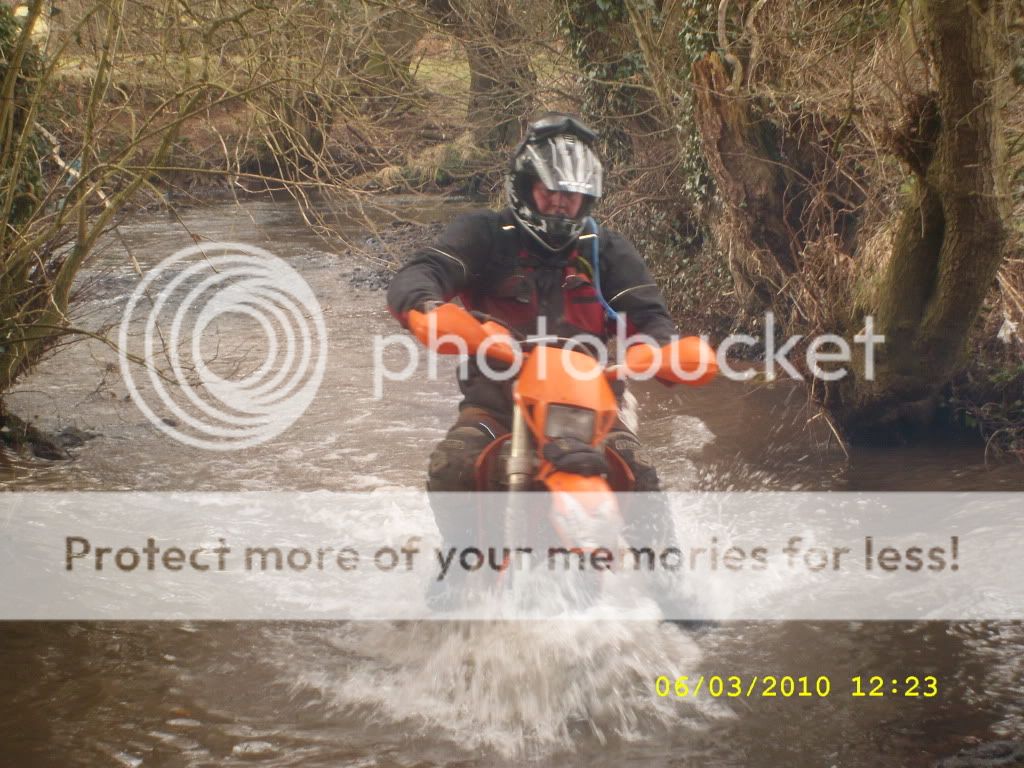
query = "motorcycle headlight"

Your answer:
(545, 404), (596, 443)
